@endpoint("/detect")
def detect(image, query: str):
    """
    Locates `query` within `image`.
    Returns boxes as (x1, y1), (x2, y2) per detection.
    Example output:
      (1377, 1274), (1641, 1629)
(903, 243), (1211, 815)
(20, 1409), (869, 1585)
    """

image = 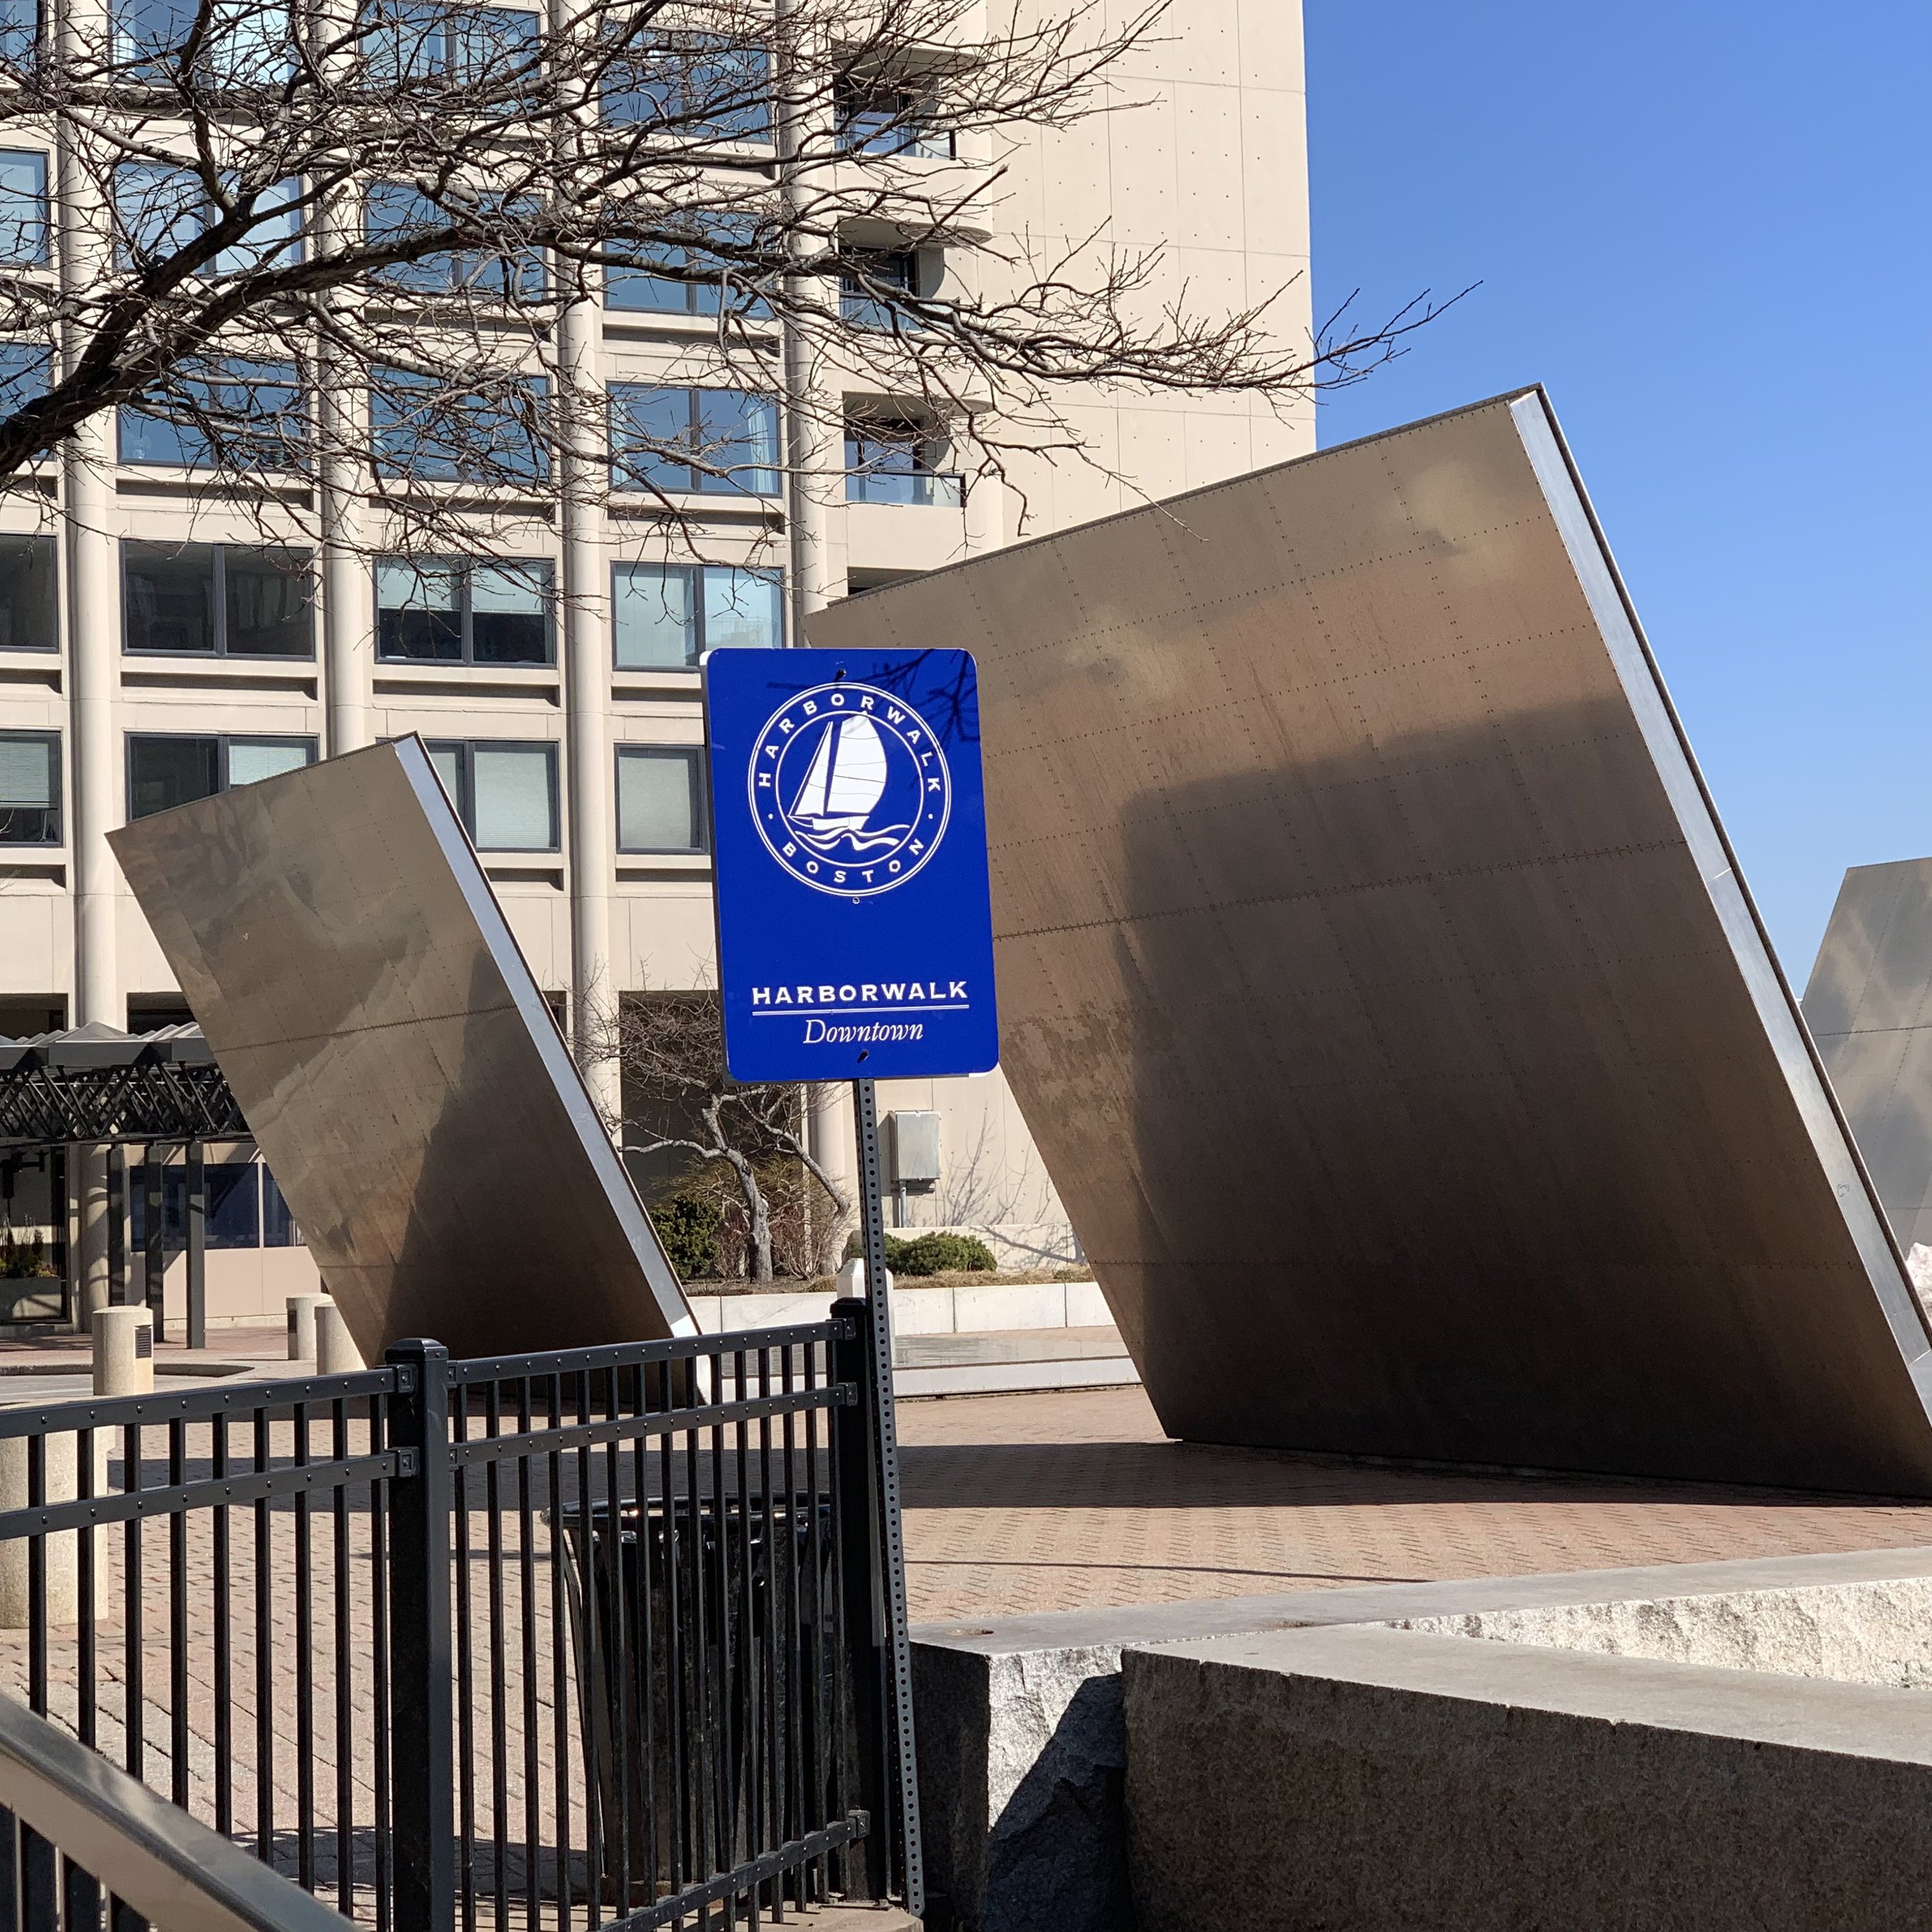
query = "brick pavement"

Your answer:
(893, 1386), (1932, 1622)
